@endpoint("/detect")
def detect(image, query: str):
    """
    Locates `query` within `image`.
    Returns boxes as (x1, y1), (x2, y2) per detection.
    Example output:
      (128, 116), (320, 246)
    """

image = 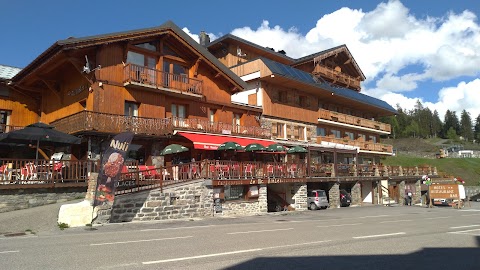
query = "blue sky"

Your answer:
(2, 0), (479, 120)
